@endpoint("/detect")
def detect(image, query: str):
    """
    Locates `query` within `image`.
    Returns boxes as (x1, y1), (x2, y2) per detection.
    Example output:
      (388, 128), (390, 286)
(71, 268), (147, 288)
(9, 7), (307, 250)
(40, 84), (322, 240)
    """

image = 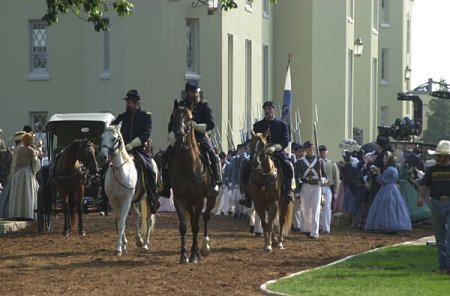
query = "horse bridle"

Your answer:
(101, 132), (122, 160)
(175, 119), (194, 150)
